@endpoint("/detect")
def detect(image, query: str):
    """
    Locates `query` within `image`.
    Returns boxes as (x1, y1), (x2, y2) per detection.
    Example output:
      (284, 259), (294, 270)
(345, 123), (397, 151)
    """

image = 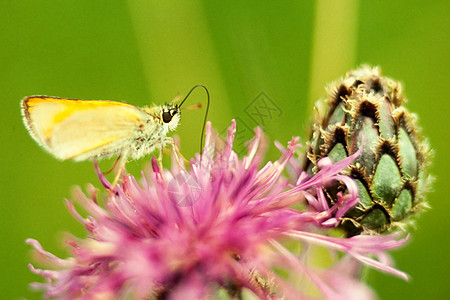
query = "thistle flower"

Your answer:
(27, 120), (409, 299)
